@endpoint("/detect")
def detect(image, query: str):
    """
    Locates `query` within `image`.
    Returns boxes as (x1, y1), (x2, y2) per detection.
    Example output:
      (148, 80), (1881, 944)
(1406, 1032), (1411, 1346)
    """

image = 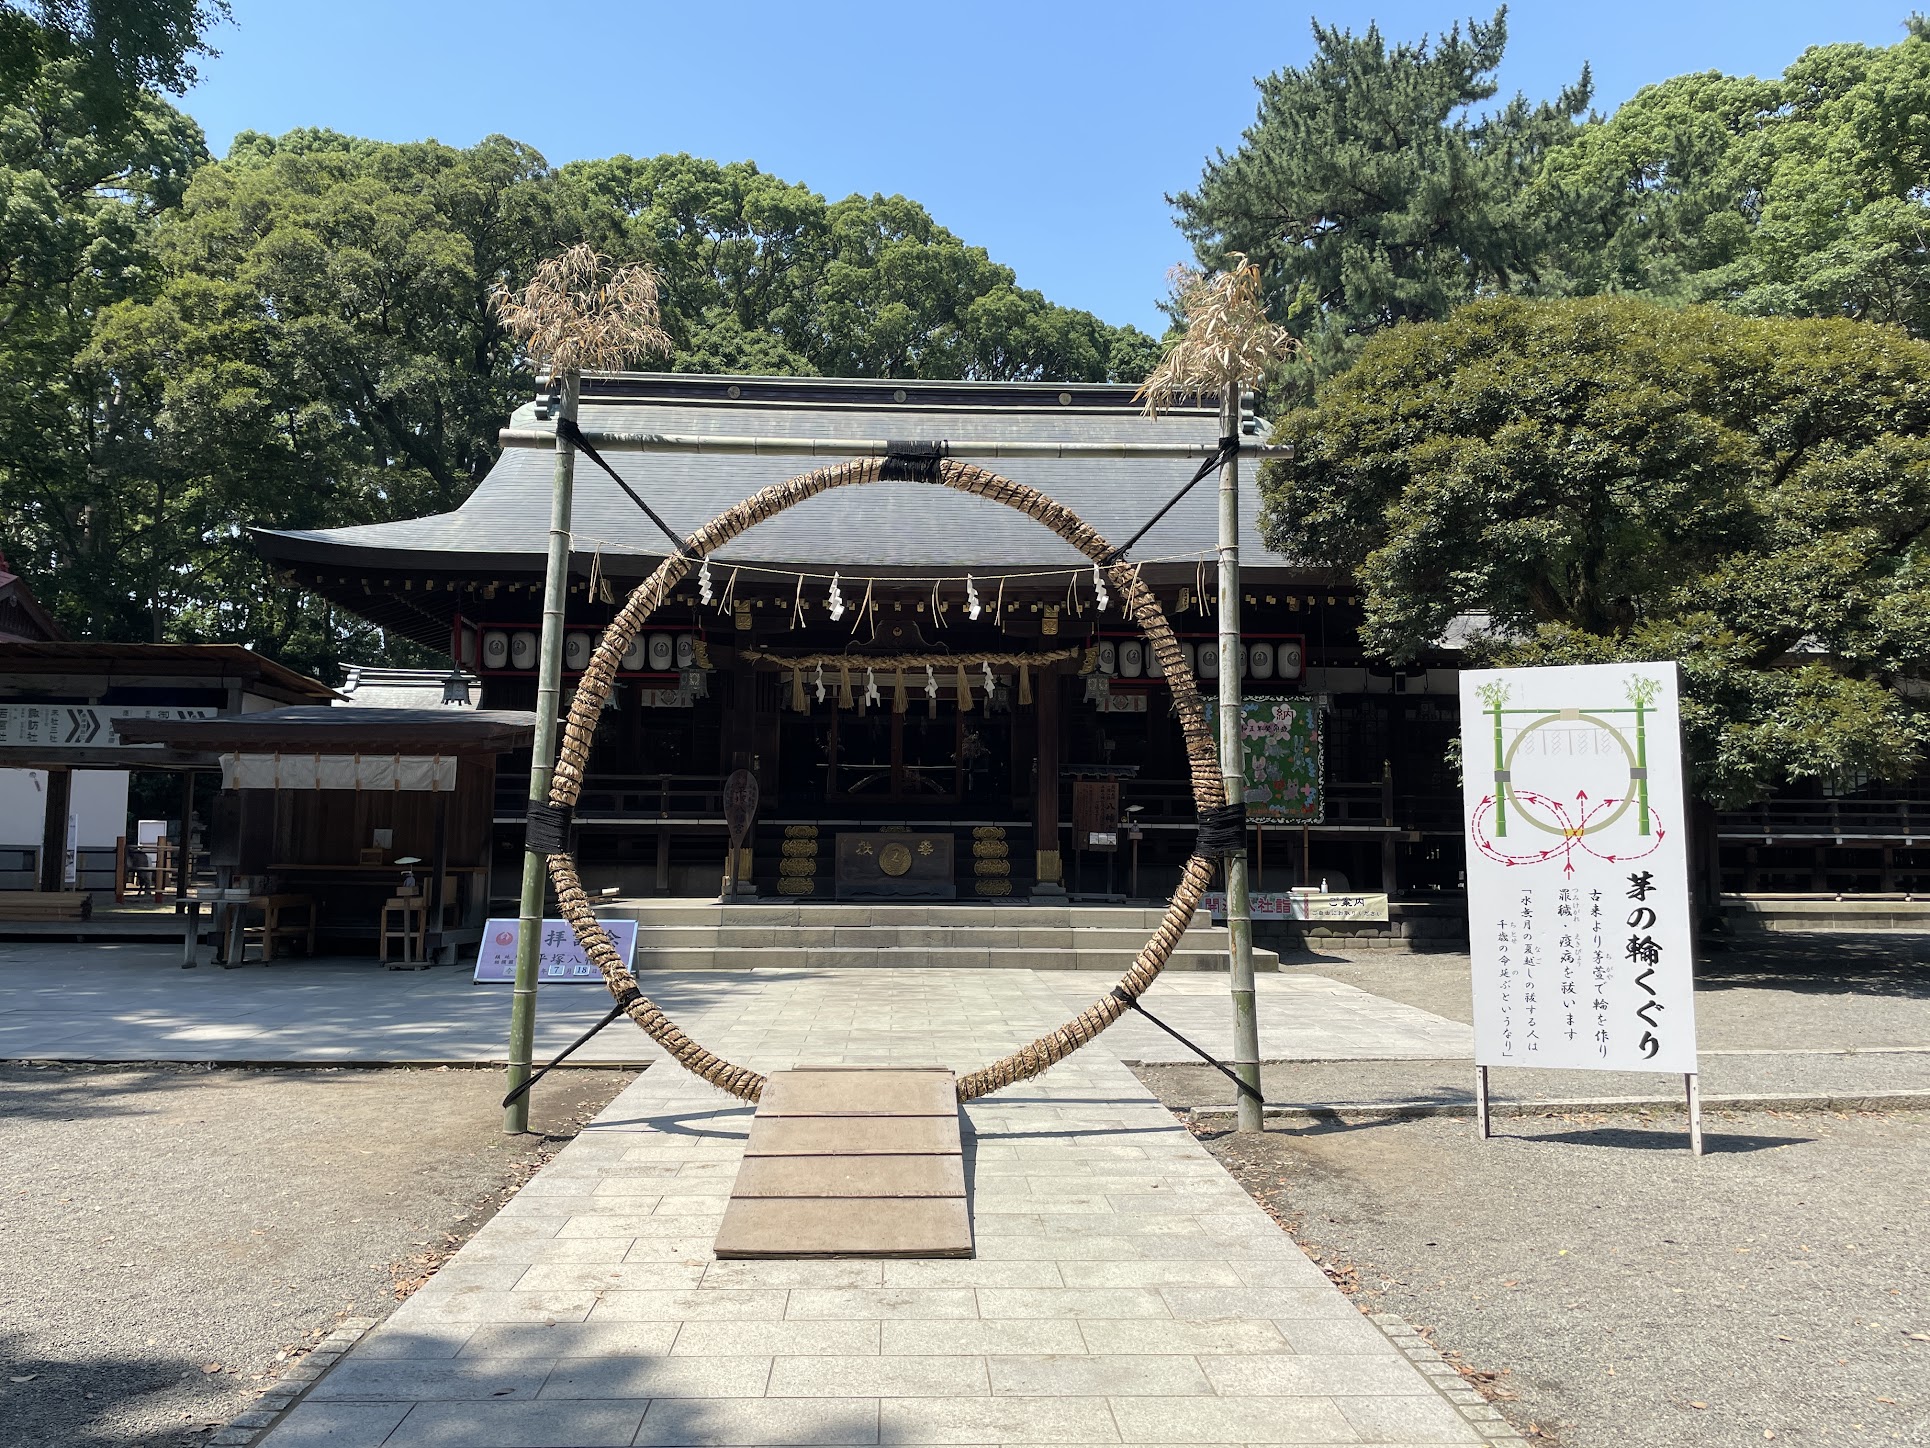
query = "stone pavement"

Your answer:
(257, 969), (1504, 1447)
(0, 941), (1472, 1067)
